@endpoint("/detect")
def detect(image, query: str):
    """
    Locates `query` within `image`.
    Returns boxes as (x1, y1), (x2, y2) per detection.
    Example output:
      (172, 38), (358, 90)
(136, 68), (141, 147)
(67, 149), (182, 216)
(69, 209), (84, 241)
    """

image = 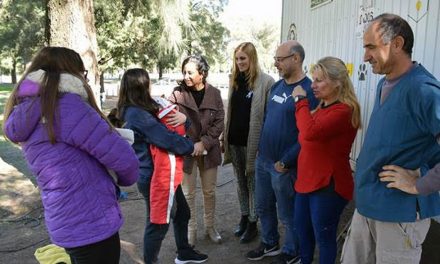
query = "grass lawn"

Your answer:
(0, 83), (33, 184)
(0, 83), (14, 92)
(0, 83), (12, 115)
(0, 83), (14, 122)
(0, 83), (13, 119)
